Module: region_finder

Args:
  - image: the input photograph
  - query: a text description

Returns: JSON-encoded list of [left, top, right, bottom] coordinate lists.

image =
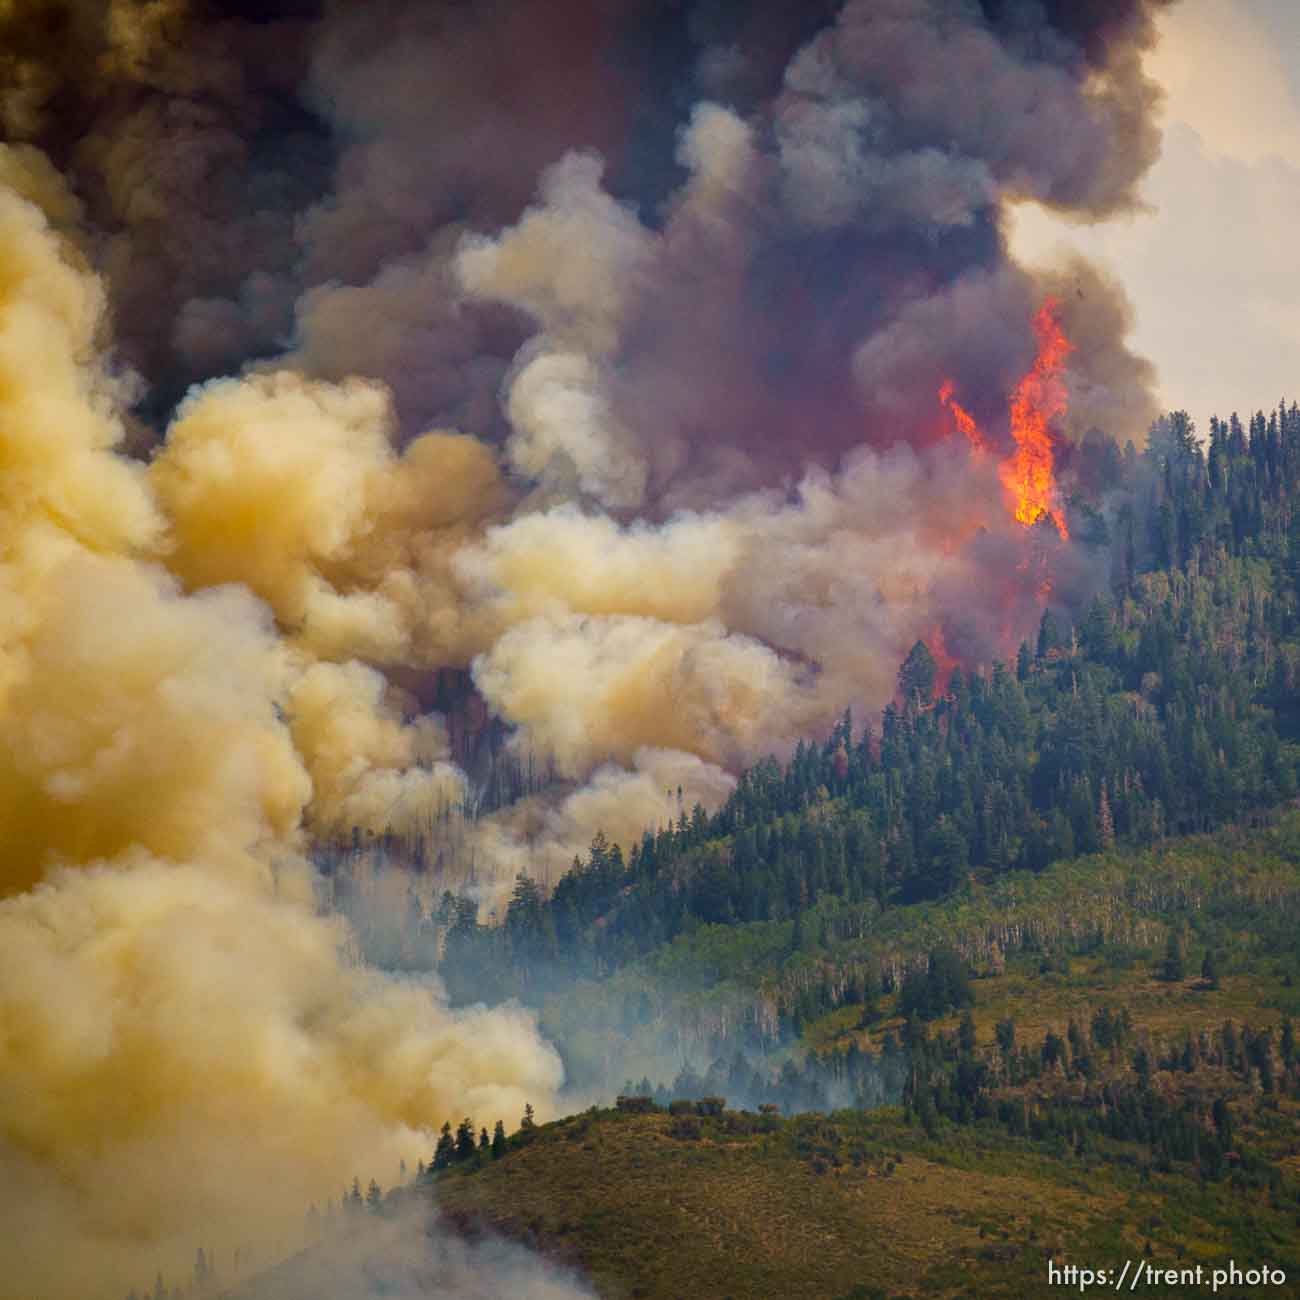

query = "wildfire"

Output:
[[1004, 299, 1071, 536], [939, 297, 1071, 539], [925, 623, 960, 697], [938, 379, 985, 451]]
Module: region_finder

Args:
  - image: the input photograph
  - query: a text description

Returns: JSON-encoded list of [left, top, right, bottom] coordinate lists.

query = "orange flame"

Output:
[[1002, 298, 1071, 538], [925, 623, 959, 697], [937, 297, 1072, 539], [938, 380, 985, 451]]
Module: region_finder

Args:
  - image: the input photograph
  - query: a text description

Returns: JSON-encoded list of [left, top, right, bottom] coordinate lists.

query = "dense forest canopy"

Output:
[[329, 404, 1300, 1016]]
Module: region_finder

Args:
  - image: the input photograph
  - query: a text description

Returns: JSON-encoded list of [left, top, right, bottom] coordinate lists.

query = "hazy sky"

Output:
[[1008, 0, 1300, 434]]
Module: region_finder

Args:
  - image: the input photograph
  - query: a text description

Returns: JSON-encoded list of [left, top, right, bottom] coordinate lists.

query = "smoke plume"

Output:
[[0, 151, 559, 1300], [226, 1204, 596, 1300], [0, 2, 1175, 1295]]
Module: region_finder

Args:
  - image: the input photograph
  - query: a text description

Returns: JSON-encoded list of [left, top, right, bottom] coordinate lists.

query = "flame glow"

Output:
[[938, 379, 986, 451], [925, 623, 960, 697], [938, 298, 1072, 538], [1003, 298, 1072, 537]]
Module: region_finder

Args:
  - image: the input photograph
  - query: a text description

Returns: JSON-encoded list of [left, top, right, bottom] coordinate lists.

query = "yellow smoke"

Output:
[[1, 859, 562, 1299], [287, 659, 466, 837], [151, 371, 507, 668], [466, 748, 737, 892], [473, 612, 814, 777], [0, 157, 561, 1300], [0, 126, 1034, 1299]]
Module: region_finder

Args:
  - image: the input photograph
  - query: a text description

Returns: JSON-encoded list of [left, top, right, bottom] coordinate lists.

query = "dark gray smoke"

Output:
[[3, 0, 1168, 454]]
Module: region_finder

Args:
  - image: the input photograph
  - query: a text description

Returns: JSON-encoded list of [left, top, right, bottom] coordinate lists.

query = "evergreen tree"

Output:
[[1160, 928, 1186, 983], [1134, 1045, 1152, 1084], [433, 1122, 455, 1171], [958, 1010, 977, 1056], [455, 1117, 477, 1162], [491, 1119, 508, 1158], [1037, 609, 1064, 659], [995, 1018, 1016, 1055], [1016, 640, 1033, 681], [899, 640, 938, 703]]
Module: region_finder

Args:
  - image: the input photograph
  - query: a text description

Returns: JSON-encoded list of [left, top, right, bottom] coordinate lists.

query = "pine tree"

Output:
[[1160, 927, 1186, 983], [1037, 609, 1064, 659], [455, 1117, 476, 1162], [433, 1122, 454, 1171], [366, 1179, 383, 1212], [958, 1010, 977, 1056], [995, 1018, 1016, 1055], [1201, 949, 1220, 989], [491, 1119, 507, 1158], [899, 640, 937, 703], [1134, 1045, 1152, 1084], [479, 1126, 491, 1152], [1016, 640, 1032, 681]]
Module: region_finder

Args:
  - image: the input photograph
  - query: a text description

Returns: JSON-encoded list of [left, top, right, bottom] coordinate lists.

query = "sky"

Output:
[[1008, 0, 1300, 434]]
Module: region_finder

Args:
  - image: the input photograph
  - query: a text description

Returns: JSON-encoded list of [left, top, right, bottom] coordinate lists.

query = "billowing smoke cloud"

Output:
[[0, 2, 1176, 1295], [227, 1205, 596, 1300], [0, 155, 560, 1300], [0, 0, 326, 392], [150, 371, 507, 666]]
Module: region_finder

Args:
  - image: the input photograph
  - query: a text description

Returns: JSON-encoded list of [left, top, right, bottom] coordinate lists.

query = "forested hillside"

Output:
[[184, 411, 1300, 1300], [420, 409, 1300, 1016]]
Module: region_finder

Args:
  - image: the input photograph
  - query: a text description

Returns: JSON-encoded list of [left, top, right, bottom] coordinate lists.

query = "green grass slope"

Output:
[[432, 1102, 1299, 1300], [432, 820, 1300, 1299]]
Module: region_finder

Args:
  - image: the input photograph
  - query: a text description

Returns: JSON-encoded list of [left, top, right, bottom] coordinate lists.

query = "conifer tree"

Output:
[[1037, 609, 1064, 658], [899, 640, 937, 703], [455, 1117, 477, 1162], [1160, 927, 1186, 983], [433, 1122, 454, 1170]]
